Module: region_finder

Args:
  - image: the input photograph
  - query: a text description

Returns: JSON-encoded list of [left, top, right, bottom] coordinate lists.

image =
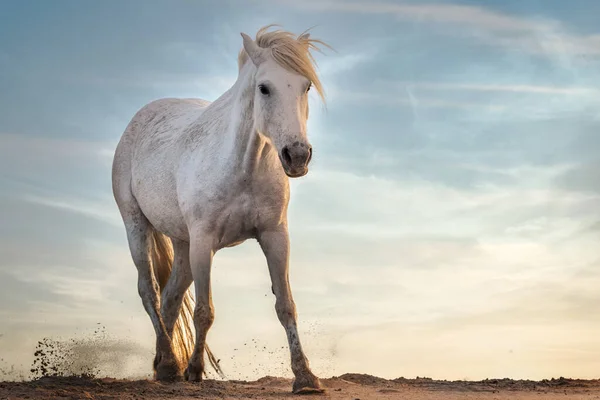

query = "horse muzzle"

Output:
[[279, 142, 312, 178]]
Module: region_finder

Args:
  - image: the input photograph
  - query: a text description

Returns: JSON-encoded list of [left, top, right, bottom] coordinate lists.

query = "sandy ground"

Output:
[[2, 374, 600, 399]]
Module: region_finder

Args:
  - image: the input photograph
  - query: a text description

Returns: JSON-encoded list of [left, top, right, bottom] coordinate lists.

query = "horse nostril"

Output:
[[282, 146, 292, 166], [307, 147, 313, 164]]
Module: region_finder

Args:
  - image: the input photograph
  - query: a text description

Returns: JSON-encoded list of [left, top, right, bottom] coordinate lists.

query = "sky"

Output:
[[1, 0, 600, 382]]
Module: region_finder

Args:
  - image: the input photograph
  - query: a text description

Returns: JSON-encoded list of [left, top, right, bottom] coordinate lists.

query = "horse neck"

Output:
[[215, 62, 265, 171], [229, 62, 257, 143]]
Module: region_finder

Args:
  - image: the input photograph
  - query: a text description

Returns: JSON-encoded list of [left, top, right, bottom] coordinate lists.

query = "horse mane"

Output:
[[238, 24, 330, 102]]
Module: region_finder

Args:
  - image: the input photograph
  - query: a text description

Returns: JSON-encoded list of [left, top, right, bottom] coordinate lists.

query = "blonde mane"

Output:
[[238, 25, 330, 102]]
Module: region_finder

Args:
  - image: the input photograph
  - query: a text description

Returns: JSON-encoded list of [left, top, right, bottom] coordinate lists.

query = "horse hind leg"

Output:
[[160, 238, 194, 367], [113, 128, 180, 380], [122, 209, 181, 381]]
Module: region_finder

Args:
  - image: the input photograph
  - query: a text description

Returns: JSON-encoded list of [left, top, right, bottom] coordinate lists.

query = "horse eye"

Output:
[[258, 85, 270, 96], [306, 84, 311, 93]]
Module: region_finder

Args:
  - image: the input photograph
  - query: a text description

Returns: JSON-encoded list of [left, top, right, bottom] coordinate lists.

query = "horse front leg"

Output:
[[258, 226, 323, 394], [160, 238, 194, 371], [161, 239, 192, 334], [184, 230, 215, 382]]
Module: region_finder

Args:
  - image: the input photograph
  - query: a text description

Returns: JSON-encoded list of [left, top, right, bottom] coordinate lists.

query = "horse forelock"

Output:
[[237, 24, 329, 103]]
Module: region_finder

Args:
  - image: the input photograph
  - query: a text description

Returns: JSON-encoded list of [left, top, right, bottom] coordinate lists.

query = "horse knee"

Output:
[[275, 299, 296, 326], [161, 291, 182, 313], [137, 272, 160, 299], [160, 293, 182, 330], [194, 303, 214, 330]]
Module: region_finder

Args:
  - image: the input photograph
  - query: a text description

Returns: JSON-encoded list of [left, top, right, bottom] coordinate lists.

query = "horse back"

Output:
[[131, 98, 211, 147]]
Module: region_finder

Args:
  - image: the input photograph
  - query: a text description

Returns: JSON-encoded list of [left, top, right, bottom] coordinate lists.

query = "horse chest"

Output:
[[182, 175, 286, 249], [212, 193, 260, 249]]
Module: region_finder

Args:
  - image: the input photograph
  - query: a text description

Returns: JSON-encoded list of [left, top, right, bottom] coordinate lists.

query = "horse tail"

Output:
[[150, 228, 225, 378]]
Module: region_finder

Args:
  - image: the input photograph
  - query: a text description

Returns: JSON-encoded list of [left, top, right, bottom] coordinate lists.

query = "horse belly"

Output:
[[140, 193, 188, 241], [132, 166, 189, 241]]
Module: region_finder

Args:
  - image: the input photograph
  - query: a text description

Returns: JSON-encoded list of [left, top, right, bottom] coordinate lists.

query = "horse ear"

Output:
[[298, 32, 310, 41], [241, 32, 266, 66]]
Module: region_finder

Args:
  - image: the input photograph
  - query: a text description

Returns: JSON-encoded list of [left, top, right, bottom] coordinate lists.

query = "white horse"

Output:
[[111, 25, 329, 393]]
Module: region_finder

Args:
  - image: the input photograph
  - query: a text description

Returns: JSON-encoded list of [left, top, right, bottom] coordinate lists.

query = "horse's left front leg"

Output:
[[185, 230, 215, 382], [258, 226, 323, 394], [160, 238, 194, 370]]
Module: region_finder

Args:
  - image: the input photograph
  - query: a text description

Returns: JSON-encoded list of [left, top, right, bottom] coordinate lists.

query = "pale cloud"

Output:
[[10, 271, 108, 303], [555, 161, 600, 194], [318, 51, 375, 77], [492, 29, 600, 57], [97, 147, 116, 161], [284, 0, 537, 32], [289, 0, 600, 57], [291, 166, 595, 238], [21, 194, 121, 227], [396, 82, 600, 96], [327, 80, 600, 125], [327, 86, 506, 110], [4, 239, 135, 309], [66, 71, 237, 100], [0, 133, 113, 162], [283, 166, 600, 327]]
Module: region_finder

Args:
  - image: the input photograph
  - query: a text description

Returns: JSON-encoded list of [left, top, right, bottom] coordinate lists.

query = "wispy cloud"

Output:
[[9, 269, 108, 303], [3, 237, 137, 313], [21, 194, 121, 227], [318, 51, 376, 77], [0, 133, 114, 160], [398, 82, 600, 95], [327, 86, 506, 110], [292, 166, 597, 241], [67, 71, 237, 100], [295, 0, 538, 32], [290, 0, 600, 57], [327, 80, 600, 122]]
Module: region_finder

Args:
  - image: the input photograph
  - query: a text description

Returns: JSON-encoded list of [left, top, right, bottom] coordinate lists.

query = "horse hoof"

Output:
[[292, 373, 325, 394], [155, 359, 182, 382], [184, 364, 203, 382]]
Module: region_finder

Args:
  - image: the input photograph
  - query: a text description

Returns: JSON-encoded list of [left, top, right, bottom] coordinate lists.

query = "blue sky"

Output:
[[1, 0, 600, 381]]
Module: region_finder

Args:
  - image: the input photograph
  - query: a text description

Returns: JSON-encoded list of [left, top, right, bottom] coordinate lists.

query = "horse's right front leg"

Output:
[[184, 230, 215, 382]]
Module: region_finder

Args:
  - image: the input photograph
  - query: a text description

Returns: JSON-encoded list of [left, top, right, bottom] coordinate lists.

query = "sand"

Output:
[[2, 374, 600, 399], [3, 332, 599, 399]]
